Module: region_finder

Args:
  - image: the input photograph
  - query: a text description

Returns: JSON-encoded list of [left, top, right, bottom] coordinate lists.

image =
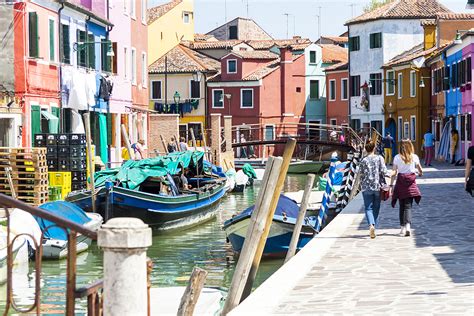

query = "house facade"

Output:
[[325, 62, 349, 126], [147, 0, 194, 64], [346, 0, 450, 134], [206, 17, 272, 41]]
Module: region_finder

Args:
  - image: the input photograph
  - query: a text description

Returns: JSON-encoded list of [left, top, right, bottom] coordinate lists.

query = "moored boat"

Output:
[[223, 195, 317, 258], [287, 160, 330, 174]]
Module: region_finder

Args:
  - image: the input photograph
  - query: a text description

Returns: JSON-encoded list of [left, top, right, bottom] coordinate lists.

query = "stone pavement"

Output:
[[232, 163, 474, 315]]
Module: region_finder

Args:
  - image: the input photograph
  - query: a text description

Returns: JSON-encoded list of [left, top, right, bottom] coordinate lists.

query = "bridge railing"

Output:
[[0, 194, 102, 315]]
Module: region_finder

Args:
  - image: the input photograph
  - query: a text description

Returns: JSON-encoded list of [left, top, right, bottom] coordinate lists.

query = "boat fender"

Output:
[[282, 212, 287, 222]]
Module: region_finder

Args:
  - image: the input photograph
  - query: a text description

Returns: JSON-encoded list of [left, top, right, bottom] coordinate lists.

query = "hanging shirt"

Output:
[[68, 71, 88, 110], [423, 132, 434, 147]]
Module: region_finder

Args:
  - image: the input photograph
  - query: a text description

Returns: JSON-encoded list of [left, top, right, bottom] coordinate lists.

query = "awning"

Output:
[[41, 110, 59, 134]]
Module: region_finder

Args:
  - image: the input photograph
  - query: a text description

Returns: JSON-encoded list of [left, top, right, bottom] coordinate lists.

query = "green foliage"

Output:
[[363, 0, 395, 13]]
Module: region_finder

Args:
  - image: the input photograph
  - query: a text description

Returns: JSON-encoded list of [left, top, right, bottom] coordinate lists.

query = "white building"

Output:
[[345, 0, 451, 134]]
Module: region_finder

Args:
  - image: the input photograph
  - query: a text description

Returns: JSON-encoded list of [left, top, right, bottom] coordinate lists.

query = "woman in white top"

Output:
[[390, 139, 423, 237]]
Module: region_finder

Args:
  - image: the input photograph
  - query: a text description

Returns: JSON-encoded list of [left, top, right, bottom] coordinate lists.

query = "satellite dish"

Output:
[[412, 56, 425, 68]]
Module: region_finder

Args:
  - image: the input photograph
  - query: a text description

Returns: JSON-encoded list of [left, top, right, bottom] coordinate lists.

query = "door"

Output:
[[385, 118, 397, 155]]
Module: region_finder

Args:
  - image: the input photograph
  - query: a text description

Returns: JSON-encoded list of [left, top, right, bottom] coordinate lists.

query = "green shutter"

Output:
[[31, 105, 41, 143], [88, 34, 95, 69], [51, 106, 60, 123], [28, 12, 38, 57], [310, 81, 319, 99], [77, 30, 86, 67], [49, 19, 55, 61], [61, 24, 71, 64]]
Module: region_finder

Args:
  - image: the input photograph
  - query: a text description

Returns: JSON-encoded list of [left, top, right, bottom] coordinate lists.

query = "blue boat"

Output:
[[223, 195, 317, 258], [66, 151, 227, 231]]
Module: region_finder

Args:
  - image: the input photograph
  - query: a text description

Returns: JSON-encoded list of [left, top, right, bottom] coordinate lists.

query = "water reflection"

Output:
[[0, 175, 309, 312]]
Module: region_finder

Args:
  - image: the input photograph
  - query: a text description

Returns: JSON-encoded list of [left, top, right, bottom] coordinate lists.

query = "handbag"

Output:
[[379, 157, 390, 201]]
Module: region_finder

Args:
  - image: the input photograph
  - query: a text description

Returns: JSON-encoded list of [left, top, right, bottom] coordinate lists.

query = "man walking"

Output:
[[382, 132, 394, 165], [423, 130, 435, 166]]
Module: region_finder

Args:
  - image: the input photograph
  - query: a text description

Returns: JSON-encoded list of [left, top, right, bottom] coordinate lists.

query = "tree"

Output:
[[363, 0, 395, 13]]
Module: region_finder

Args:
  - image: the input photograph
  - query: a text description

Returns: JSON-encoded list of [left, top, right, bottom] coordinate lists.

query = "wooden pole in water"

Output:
[[241, 138, 296, 300], [222, 156, 283, 315], [175, 135, 181, 152], [5, 167, 17, 199], [177, 267, 208, 316], [160, 135, 169, 155], [201, 130, 210, 161], [189, 128, 197, 151], [284, 173, 316, 263], [84, 112, 96, 212], [121, 124, 135, 160]]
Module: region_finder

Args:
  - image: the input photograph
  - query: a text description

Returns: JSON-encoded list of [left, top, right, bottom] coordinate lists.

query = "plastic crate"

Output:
[[48, 172, 71, 199], [69, 134, 86, 145], [48, 185, 62, 201], [57, 134, 69, 146], [46, 134, 58, 146]]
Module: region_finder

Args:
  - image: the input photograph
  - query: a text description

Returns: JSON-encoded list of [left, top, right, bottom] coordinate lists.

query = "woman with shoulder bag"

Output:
[[359, 142, 388, 239], [390, 139, 423, 237], [465, 146, 474, 197]]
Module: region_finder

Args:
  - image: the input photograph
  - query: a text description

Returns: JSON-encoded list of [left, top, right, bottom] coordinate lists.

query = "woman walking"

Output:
[[390, 139, 423, 237], [450, 129, 459, 164], [359, 142, 388, 239], [465, 145, 474, 197]]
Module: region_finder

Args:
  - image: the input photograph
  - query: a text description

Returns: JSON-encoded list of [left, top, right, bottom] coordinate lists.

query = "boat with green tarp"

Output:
[[66, 151, 227, 231]]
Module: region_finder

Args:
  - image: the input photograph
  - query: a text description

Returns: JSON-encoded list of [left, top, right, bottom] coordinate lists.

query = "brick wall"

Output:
[[148, 114, 179, 155]]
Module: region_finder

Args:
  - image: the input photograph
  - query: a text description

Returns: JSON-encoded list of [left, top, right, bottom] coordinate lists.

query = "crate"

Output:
[[46, 134, 57, 146], [70, 158, 86, 171], [69, 134, 86, 145], [71, 182, 86, 191], [48, 172, 71, 199], [58, 145, 70, 157], [48, 185, 62, 201], [46, 146, 58, 157], [71, 171, 87, 182], [34, 134, 47, 147], [58, 159, 70, 171], [47, 158, 58, 171], [57, 134, 69, 146]]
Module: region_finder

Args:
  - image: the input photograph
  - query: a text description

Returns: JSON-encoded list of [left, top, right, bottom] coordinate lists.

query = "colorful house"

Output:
[[207, 47, 306, 156], [206, 17, 272, 41], [147, 0, 194, 65], [325, 62, 349, 126], [346, 0, 451, 134], [148, 44, 220, 142]]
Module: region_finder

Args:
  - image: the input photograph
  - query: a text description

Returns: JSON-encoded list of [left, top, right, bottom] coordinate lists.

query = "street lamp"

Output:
[[454, 30, 471, 45], [173, 91, 181, 104]]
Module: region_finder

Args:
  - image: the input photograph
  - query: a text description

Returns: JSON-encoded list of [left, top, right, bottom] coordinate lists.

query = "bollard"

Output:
[[98, 218, 152, 316]]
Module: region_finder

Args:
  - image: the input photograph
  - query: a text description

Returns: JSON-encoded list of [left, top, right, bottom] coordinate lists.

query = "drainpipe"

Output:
[[204, 72, 208, 130], [105, 0, 114, 167], [58, 0, 65, 132]]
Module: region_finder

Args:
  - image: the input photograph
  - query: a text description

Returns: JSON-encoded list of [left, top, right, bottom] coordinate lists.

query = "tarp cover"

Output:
[[94, 151, 205, 190], [37, 201, 91, 241], [242, 163, 257, 179]]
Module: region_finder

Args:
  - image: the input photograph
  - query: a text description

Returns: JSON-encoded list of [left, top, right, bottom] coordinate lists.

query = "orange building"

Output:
[[325, 62, 349, 126]]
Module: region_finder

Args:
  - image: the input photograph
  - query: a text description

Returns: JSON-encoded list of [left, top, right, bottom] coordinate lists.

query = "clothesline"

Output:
[[154, 99, 199, 116]]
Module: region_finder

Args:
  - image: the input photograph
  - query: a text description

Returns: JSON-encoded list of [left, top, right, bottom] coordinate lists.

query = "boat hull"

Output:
[[68, 184, 227, 231], [287, 161, 329, 174], [224, 217, 315, 258]]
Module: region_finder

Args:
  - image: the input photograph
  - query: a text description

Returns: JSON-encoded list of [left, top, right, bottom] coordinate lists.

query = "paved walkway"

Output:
[[232, 163, 474, 315]]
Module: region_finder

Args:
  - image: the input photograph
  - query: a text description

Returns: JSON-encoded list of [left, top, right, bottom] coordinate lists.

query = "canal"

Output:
[[1, 174, 310, 314]]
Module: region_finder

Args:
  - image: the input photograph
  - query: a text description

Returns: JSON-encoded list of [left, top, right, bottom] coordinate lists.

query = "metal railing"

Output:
[[1, 194, 102, 316]]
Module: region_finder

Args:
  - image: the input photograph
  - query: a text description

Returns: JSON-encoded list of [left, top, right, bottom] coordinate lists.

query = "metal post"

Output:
[[83, 112, 96, 212]]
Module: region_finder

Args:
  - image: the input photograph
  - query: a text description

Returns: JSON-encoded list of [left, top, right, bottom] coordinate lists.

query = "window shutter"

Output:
[[61, 24, 70, 64], [51, 106, 60, 122], [112, 42, 118, 73], [31, 105, 41, 143], [49, 19, 55, 61], [28, 12, 38, 57], [87, 33, 95, 69]]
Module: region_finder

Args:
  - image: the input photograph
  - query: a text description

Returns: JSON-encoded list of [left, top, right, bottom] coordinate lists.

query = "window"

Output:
[[310, 80, 319, 99], [190, 80, 200, 99], [141, 0, 147, 24], [330, 119, 337, 126], [443, 65, 450, 90], [351, 119, 361, 131], [227, 60, 237, 73], [212, 89, 223, 108], [309, 51, 317, 64], [124, 47, 128, 79], [28, 12, 39, 58], [60, 24, 70, 64], [461, 114, 466, 141], [348, 36, 360, 52], [329, 80, 336, 101], [350, 75, 360, 97], [369, 73, 382, 95], [398, 73, 403, 99], [467, 113, 472, 141], [386, 70, 395, 95], [87, 33, 95, 69], [410, 116, 416, 141], [131, 48, 137, 84], [404, 121, 409, 139], [77, 30, 87, 67], [142, 52, 147, 87], [398, 117, 403, 141], [264, 125, 275, 141], [130, 0, 136, 18], [371, 120, 383, 135], [341, 78, 348, 100], [296, 87, 302, 93], [410, 70, 416, 97], [49, 18, 55, 61], [229, 25, 238, 40], [461, 59, 466, 85], [467, 57, 472, 83], [241, 89, 253, 108], [151, 81, 162, 99], [369, 32, 382, 49], [101, 38, 112, 72], [183, 12, 190, 24]]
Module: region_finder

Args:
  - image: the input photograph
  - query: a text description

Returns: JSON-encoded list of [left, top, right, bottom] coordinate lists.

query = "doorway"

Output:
[[0, 118, 13, 147], [385, 118, 397, 155]]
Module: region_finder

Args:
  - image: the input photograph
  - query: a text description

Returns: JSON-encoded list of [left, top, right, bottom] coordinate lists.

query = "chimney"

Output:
[[421, 19, 436, 50], [279, 46, 294, 116]]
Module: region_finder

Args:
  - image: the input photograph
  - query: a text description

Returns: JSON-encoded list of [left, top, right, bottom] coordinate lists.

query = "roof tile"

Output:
[[148, 0, 182, 25], [320, 44, 348, 63], [247, 38, 311, 50]]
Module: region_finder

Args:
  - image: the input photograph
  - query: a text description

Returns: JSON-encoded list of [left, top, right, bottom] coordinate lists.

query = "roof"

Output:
[[318, 36, 349, 44], [226, 50, 279, 60], [383, 42, 449, 68], [208, 59, 281, 82], [148, 0, 182, 25], [194, 33, 217, 42], [181, 40, 245, 50], [345, 0, 451, 26], [320, 44, 348, 63], [149, 44, 220, 74], [420, 19, 436, 26], [324, 62, 348, 72], [436, 13, 474, 20], [247, 38, 311, 50], [205, 17, 273, 40]]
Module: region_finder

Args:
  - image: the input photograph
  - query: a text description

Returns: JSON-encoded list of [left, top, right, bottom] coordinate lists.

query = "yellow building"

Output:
[[148, 44, 220, 142], [147, 0, 195, 65]]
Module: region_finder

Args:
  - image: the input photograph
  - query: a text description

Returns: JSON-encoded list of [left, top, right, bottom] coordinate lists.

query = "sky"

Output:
[[148, 0, 471, 41]]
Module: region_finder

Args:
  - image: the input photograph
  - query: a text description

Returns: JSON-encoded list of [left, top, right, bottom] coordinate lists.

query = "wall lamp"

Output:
[[454, 30, 471, 45]]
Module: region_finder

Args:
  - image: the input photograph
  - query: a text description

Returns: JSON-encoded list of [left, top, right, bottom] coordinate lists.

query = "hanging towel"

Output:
[[71, 109, 85, 134], [99, 113, 108, 164], [86, 72, 97, 106], [68, 71, 88, 110]]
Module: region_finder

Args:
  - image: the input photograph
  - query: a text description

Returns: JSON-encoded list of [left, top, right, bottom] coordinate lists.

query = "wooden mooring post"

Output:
[[84, 112, 96, 212], [160, 135, 169, 155], [121, 124, 135, 160], [222, 156, 284, 315], [284, 173, 316, 263], [177, 267, 208, 316], [189, 128, 197, 151]]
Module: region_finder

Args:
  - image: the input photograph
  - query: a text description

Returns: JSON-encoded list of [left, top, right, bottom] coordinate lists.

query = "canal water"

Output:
[[1, 174, 311, 314]]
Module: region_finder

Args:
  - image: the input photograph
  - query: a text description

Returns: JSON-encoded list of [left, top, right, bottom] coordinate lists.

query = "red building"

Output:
[[14, 1, 60, 147], [325, 62, 349, 126], [207, 47, 306, 155]]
